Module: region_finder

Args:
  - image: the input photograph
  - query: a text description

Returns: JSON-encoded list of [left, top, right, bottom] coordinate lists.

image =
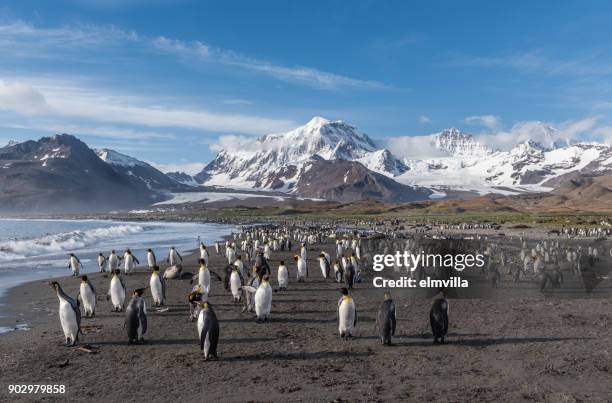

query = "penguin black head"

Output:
[[198, 258, 206, 265], [279, 260, 285, 265], [236, 255, 241, 260], [127, 250, 132, 255], [49, 281, 60, 290], [171, 246, 175, 249], [99, 253, 103, 256], [69, 253, 74, 256], [80, 275, 88, 282], [133, 288, 146, 297], [293, 255, 299, 261], [111, 249, 116, 253], [147, 248, 152, 252], [153, 265, 160, 272], [262, 275, 270, 282], [340, 287, 349, 296], [319, 253, 325, 258]]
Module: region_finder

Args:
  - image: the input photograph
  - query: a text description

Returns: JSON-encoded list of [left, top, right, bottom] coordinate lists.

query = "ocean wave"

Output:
[[0, 224, 146, 263]]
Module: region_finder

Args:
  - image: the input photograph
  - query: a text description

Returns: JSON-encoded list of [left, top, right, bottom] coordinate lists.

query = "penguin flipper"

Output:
[[199, 326, 206, 351], [138, 301, 147, 335], [390, 303, 396, 336], [354, 308, 358, 327], [242, 286, 257, 294]]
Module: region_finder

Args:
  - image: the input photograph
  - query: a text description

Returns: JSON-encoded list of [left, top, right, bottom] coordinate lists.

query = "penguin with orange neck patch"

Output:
[[197, 301, 220, 360], [337, 287, 357, 339]]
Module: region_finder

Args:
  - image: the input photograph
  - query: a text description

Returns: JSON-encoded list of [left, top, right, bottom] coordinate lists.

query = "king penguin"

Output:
[[345, 262, 355, 290], [167, 246, 183, 266], [79, 275, 96, 317], [337, 287, 357, 339], [123, 249, 139, 275], [146, 248, 157, 271], [229, 266, 244, 302], [68, 253, 82, 276], [197, 301, 220, 360], [97, 253, 107, 273], [49, 281, 81, 346], [195, 258, 221, 294], [243, 275, 272, 322], [108, 269, 127, 312], [125, 288, 147, 344], [319, 253, 331, 279], [108, 249, 119, 273], [430, 290, 449, 344], [150, 266, 166, 307], [294, 255, 307, 282], [376, 292, 396, 345], [277, 260, 288, 291]]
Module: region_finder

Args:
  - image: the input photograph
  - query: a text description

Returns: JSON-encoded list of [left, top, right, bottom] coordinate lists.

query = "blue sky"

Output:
[[1, 0, 612, 173]]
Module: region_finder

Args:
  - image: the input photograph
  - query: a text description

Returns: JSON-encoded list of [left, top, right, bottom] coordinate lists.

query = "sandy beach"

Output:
[[1, 235, 612, 402]]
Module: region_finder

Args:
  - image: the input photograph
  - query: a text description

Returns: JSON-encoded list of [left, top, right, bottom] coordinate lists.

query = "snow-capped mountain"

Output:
[[195, 117, 380, 191], [96, 148, 187, 192], [396, 136, 612, 194], [196, 117, 612, 197], [434, 128, 491, 156], [0, 134, 157, 213]]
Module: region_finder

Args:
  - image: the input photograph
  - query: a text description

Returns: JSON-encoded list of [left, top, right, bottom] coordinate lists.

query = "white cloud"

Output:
[[0, 20, 138, 54], [418, 115, 431, 124], [474, 117, 599, 150], [150, 161, 207, 175], [0, 81, 49, 115], [209, 134, 260, 153], [0, 78, 296, 135], [464, 114, 501, 129], [384, 135, 447, 159], [0, 20, 389, 90], [152, 36, 390, 90]]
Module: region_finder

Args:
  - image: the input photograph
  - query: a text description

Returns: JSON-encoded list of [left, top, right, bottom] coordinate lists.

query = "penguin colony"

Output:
[[50, 222, 607, 356]]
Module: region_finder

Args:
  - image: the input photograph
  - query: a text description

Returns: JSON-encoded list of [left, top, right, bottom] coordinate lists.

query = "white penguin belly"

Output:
[[197, 310, 204, 336], [150, 276, 163, 303], [338, 300, 355, 335], [124, 258, 133, 273], [297, 261, 306, 278], [199, 270, 211, 293], [254, 286, 272, 317], [319, 260, 327, 277], [59, 300, 78, 339], [230, 272, 240, 298], [278, 267, 288, 287], [147, 255, 155, 268], [80, 285, 95, 314], [110, 278, 125, 308]]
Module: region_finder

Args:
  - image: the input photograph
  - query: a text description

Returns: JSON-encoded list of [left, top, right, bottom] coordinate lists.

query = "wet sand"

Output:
[[1, 238, 612, 402]]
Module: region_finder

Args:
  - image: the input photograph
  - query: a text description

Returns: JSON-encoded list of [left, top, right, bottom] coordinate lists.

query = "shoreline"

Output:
[[0, 220, 236, 332]]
